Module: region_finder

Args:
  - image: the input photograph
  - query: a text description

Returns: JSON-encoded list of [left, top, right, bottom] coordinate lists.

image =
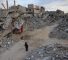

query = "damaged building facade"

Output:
[[27, 4, 45, 17]]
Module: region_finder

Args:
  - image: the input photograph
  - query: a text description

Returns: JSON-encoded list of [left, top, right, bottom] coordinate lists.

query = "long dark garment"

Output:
[[24, 42, 28, 51]]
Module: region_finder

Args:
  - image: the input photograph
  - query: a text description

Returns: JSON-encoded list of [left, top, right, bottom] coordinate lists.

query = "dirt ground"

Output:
[[0, 24, 68, 60]]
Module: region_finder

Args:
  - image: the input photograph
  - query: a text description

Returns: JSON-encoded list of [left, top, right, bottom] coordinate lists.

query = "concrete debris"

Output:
[[1, 37, 14, 49], [0, 4, 67, 56], [25, 44, 68, 60], [0, 3, 65, 32], [0, 33, 15, 53], [23, 17, 46, 31], [49, 17, 68, 39], [23, 10, 64, 31], [3, 15, 12, 29]]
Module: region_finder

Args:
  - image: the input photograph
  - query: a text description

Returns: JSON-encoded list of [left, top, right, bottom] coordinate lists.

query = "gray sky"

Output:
[[0, 0, 68, 13]]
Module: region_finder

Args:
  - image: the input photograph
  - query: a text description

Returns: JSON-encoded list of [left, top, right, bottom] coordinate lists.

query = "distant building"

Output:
[[0, 4, 45, 18], [28, 4, 45, 17], [28, 4, 41, 14]]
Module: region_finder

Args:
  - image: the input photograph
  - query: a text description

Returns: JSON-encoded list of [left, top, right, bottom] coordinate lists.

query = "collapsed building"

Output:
[[27, 4, 45, 17], [9, 5, 27, 14], [0, 1, 68, 60], [0, 1, 68, 56], [0, 4, 45, 33], [0, 4, 46, 51]]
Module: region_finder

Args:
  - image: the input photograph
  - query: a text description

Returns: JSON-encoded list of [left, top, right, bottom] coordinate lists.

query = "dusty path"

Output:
[[0, 40, 29, 60], [0, 24, 68, 60]]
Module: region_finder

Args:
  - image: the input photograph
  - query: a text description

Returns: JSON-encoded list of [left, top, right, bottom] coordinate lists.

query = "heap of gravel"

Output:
[[25, 44, 68, 60]]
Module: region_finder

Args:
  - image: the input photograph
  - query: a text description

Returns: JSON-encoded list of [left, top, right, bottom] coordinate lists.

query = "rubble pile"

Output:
[[1, 37, 14, 49], [25, 44, 68, 60], [42, 10, 64, 26], [24, 10, 64, 31], [49, 17, 68, 39], [0, 9, 65, 32], [0, 33, 16, 53], [24, 17, 46, 31]]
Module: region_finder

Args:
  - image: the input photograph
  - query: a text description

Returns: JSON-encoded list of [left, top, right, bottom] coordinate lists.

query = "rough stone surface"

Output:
[[25, 44, 68, 60], [23, 10, 64, 31], [49, 17, 68, 39]]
